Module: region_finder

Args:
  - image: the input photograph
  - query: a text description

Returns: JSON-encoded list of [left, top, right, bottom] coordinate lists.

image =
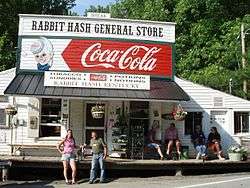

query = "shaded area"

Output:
[[4, 73, 189, 101]]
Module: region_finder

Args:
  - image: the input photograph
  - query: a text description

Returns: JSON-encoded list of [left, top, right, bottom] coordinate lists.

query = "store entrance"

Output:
[[84, 103, 105, 144]]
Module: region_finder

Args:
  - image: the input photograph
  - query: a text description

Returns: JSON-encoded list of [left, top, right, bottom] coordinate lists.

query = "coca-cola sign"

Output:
[[18, 15, 175, 79], [62, 39, 172, 78]]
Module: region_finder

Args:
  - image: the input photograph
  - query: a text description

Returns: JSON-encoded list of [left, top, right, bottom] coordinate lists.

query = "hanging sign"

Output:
[[18, 14, 175, 79], [44, 71, 150, 90]]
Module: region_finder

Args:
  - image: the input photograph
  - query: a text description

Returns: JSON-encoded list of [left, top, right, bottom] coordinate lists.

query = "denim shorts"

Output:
[[61, 153, 76, 161], [147, 143, 160, 148]]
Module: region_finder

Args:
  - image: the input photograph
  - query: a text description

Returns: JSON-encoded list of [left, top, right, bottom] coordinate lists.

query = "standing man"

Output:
[[89, 131, 107, 184]]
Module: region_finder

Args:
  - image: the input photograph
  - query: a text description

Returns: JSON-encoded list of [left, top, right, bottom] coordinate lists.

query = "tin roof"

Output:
[[4, 73, 189, 101]]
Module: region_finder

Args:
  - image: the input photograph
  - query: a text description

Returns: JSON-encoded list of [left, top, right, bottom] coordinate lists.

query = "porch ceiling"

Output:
[[4, 73, 189, 101]]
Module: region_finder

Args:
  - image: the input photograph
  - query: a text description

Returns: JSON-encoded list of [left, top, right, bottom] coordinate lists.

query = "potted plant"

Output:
[[227, 145, 248, 161], [172, 104, 187, 121], [91, 104, 104, 119]]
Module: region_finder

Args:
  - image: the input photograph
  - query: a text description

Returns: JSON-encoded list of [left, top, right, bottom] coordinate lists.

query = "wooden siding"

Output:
[[0, 68, 15, 95], [70, 99, 84, 145], [176, 77, 250, 109]]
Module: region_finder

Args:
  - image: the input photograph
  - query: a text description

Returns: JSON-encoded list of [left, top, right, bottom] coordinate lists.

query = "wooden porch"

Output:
[[1, 155, 250, 173]]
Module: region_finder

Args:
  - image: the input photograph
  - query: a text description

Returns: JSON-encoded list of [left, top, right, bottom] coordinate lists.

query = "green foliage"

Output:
[[0, 34, 15, 70], [111, 0, 167, 21], [84, 5, 111, 15], [0, 0, 76, 72], [109, 0, 250, 99], [1, 0, 250, 99]]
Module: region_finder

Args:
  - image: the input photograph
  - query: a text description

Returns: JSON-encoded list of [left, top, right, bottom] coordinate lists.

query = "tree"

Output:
[[109, 0, 250, 98], [84, 5, 111, 16], [0, 0, 76, 71]]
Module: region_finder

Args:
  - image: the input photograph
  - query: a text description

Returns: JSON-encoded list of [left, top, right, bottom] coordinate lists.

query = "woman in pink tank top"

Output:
[[57, 129, 77, 184]]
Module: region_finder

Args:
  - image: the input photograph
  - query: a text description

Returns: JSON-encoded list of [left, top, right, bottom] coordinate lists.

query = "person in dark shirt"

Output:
[[191, 125, 206, 160], [207, 127, 225, 160], [89, 131, 107, 183], [146, 121, 164, 160]]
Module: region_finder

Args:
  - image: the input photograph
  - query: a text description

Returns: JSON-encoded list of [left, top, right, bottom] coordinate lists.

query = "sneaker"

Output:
[[196, 154, 201, 160], [219, 157, 225, 160], [89, 180, 94, 184]]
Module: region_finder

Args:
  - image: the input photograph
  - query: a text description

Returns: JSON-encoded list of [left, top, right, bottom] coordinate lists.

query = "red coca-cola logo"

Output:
[[90, 74, 107, 81], [62, 39, 172, 78]]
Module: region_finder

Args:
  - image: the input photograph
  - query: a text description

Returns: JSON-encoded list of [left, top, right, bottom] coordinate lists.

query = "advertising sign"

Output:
[[44, 71, 150, 90], [18, 14, 175, 79]]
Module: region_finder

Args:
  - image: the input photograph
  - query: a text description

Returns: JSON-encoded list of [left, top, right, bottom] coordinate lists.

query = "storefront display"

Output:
[[3, 14, 190, 158]]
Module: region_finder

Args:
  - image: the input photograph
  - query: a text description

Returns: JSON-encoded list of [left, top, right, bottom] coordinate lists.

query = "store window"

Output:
[[0, 109, 6, 126], [184, 112, 203, 135], [234, 112, 249, 134], [0, 96, 8, 102], [40, 98, 62, 137]]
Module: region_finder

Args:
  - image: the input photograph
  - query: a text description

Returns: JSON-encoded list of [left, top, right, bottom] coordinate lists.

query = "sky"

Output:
[[72, 0, 116, 15]]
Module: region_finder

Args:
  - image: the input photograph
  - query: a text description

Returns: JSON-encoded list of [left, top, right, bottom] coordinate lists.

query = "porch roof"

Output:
[[4, 73, 189, 101]]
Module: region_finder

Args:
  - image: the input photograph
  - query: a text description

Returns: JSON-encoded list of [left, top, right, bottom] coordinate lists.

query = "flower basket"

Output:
[[172, 104, 187, 121], [227, 145, 248, 161], [5, 105, 17, 115], [228, 153, 242, 161], [91, 104, 104, 119]]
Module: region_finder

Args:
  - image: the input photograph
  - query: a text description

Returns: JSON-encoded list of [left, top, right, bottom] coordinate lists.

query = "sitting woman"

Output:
[[191, 125, 206, 160], [146, 121, 164, 160], [165, 123, 181, 158], [207, 127, 225, 160]]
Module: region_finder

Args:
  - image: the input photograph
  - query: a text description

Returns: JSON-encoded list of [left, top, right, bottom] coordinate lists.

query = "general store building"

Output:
[[0, 14, 249, 159]]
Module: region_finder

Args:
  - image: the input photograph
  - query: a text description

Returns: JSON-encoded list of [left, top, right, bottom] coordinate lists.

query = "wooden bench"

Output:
[[9, 144, 58, 156], [0, 161, 12, 181]]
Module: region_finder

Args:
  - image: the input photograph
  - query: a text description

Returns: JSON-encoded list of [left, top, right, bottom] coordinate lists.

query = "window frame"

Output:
[[234, 111, 250, 135], [0, 108, 7, 128], [39, 98, 62, 138], [184, 111, 203, 135]]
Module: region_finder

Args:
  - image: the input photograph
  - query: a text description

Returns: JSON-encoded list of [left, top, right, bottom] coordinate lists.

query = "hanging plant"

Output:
[[172, 104, 187, 121], [5, 105, 17, 115], [91, 104, 105, 119]]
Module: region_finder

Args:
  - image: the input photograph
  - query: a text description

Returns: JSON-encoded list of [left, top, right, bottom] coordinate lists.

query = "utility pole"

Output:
[[241, 23, 248, 98], [229, 78, 232, 94]]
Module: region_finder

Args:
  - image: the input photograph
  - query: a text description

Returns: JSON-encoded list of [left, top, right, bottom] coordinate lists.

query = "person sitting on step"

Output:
[[191, 125, 207, 160], [145, 120, 164, 160], [207, 127, 225, 160], [165, 123, 181, 159]]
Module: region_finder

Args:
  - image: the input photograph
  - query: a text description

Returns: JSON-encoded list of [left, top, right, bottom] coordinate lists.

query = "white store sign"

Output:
[[19, 14, 175, 43], [87, 12, 111, 18], [44, 71, 150, 90]]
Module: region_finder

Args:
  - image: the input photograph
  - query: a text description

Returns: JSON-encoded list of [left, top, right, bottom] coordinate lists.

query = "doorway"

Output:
[[84, 103, 106, 144]]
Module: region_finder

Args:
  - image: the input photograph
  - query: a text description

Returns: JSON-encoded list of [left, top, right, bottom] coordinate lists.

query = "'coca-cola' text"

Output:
[[62, 39, 172, 77]]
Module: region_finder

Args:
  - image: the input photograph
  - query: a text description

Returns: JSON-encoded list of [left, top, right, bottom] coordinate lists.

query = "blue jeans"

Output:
[[147, 143, 160, 148], [90, 153, 105, 182], [195, 145, 206, 156]]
